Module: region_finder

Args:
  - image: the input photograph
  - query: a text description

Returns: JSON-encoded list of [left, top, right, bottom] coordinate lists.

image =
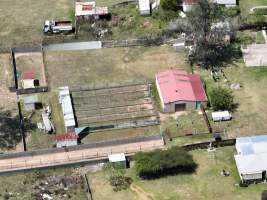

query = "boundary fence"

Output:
[[182, 139, 236, 151], [84, 174, 94, 200], [0, 135, 163, 160]]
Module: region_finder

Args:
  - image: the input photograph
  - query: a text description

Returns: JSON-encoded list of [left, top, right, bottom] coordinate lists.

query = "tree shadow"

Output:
[[0, 109, 22, 150]]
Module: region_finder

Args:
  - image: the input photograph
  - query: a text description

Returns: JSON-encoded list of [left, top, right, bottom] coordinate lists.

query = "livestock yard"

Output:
[[72, 83, 158, 130]]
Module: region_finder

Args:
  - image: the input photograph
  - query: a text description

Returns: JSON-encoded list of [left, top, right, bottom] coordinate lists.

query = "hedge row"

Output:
[[134, 147, 197, 179]]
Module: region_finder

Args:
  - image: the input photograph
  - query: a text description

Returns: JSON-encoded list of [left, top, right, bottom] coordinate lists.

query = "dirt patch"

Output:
[[130, 183, 154, 200]]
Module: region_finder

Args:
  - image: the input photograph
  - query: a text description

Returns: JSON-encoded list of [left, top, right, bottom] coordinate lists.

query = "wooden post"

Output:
[[201, 104, 212, 134]]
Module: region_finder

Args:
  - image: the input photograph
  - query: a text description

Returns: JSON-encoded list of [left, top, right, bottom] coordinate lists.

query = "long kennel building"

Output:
[[155, 69, 208, 113]]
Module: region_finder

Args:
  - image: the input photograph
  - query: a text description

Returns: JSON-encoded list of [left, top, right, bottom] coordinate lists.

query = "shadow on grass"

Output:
[[139, 164, 198, 180], [0, 109, 21, 150]]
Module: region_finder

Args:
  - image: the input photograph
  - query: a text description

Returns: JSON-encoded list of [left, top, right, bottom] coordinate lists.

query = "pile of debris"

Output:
[[32, 175, 84, 200]]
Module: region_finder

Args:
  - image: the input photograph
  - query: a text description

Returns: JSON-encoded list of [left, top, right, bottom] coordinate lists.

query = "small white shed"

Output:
[[108, 153, 126, 168], [139, 0, 151, 15], [212, 111, 232, 122]]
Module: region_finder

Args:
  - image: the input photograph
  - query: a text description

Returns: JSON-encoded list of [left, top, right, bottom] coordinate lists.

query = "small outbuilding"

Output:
[[234, 135, 267, 184], [139, 0, 151, 15], [56, 133, 78, 148], [212, 111, 232, 122], [108, 153, 127, 168], [155, 69, 208, 113], [23, 95, 39, 111], [59, 86, 76, 132]]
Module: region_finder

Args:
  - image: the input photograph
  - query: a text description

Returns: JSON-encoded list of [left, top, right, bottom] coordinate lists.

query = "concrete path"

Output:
[[43, 41, 102, 52], [250, 6, 267, 13]]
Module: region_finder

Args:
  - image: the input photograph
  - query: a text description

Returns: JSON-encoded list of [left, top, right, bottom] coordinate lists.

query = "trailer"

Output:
[[43, 20, 73, 34], [212, 111, 232, 122]]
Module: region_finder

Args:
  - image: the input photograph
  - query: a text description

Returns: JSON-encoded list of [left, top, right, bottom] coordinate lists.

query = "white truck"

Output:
[[43, 20, 73, 34]]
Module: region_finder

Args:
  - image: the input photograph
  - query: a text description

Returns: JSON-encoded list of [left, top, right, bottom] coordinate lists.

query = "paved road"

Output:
[[0, 138, 164, 173], [43, 41, 102, 52]]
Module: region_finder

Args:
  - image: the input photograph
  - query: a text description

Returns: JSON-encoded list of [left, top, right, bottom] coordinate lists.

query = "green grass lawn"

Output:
[[239, 0, 267, 17], [88, 146, 266, 200], [256, 31, 266, 44], [108, 5, 168, 40], [197, 59, 267, 138]]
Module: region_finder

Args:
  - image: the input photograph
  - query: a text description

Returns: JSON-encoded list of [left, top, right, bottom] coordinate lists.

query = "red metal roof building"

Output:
[[56, 133, 78, 148], [21, 72, 34, 80], [155, 69, 208, 112]]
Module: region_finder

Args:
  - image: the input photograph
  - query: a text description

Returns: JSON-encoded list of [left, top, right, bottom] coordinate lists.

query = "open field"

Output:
[[0, 168, 86, 199], [88, 146, 266, 200], [45, 46, 187, 88], [0, 0, 127, 49], [0, 0, 73, 49]]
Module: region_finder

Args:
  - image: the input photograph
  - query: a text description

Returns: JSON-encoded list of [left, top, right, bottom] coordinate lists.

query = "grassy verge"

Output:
[[256, 31, 265, 44]]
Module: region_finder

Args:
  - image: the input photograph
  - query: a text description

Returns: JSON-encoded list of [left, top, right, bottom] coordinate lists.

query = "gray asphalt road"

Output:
[[43, 41, 102, 52]]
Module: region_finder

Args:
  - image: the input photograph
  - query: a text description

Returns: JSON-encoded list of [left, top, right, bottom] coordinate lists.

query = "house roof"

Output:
[[156, 69, 207, 104], [75, 1, 108, 16], [235, 135, 267, 176]]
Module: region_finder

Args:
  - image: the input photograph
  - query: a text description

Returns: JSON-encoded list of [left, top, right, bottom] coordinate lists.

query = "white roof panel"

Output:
[[139, 0, 150, 11], [108, 153, 126, 162]]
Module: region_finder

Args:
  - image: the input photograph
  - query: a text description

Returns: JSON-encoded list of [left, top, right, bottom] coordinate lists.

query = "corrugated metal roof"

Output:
[[108, 153, 126, 162], [59, 87, 76, 129], [156, 69, 208, 104], [23, 95, 38, 104], [139, 0, 150, 11], [56, 133, 78, 142], [21, 72, 34, 80]]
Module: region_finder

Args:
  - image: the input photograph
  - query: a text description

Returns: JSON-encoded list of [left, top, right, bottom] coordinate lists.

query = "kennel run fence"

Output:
[[71, 81, 160, 132]]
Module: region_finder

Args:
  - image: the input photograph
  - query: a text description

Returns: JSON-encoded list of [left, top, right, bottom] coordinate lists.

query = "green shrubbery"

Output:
[[208, 86, 237, 111], [134, 147, 197, 179]]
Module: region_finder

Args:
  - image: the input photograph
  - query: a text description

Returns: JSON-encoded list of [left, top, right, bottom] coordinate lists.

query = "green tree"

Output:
[[209, 86, 235, 111], [160, 0, 182, 12], [134, 147, 197, 179]]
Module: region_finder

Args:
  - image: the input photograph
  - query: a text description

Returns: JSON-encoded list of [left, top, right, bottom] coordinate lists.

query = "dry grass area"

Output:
[[45, 46, 187, 88], [0, 0, 73, 49], [82, 125, 159, 143], [88, 146, 266, 200], [15, 52, 46, 87], [0, 54, 17, 112], [0, 0, 129, 49]]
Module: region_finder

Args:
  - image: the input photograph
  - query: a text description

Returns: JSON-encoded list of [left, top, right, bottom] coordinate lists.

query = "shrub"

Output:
[[134, 147, 197, 179], [160, 0, 182, 12], [209, 86, 236, 111], [104, 163, 132, 192], [262, 190, 267, 200]]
